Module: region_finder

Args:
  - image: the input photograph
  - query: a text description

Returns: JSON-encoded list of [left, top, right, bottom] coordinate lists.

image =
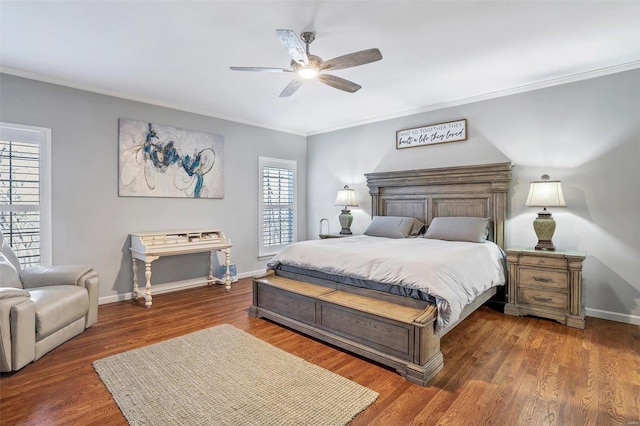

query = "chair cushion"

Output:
[[0, 252, 22, 289], [27, 285, 89, 340]]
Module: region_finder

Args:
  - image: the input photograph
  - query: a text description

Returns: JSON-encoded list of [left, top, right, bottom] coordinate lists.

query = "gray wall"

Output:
[[0, 73, 307, 301], [2, 69, 639, 323], [308, 69, 640, 323]]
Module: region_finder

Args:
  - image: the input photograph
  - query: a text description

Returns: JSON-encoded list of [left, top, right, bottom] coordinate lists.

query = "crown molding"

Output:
[[0, 66, 307, 136], [3, 60, 639, 138], [306, 60, 640, 136]]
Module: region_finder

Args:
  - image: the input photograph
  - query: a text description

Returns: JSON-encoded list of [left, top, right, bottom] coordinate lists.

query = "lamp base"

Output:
[[533, 209, 556, 251], [535, 240, 556, 251], [338, 209, 353, 235]]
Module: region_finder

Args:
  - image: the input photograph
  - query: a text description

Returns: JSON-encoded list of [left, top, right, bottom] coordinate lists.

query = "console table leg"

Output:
[[132, 257, 139, 296], [144, 261, 153, 308], [224, 249, 231, 291], [207, 251, 214, 286]]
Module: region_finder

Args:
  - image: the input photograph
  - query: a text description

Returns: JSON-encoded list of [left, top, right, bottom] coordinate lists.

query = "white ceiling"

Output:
[[1, 1, 639, 136]]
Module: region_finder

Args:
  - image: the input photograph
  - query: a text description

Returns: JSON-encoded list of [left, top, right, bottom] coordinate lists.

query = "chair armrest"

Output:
[[0, 288, 30, 299], [10, 299, 36, 371], [83, 271, 100, 327], [20, 265, 93, 289], [0, 289, 33, 372]]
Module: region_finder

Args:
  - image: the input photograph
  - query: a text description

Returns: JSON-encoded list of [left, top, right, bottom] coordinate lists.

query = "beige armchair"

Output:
[[0, 231, 99, 372]]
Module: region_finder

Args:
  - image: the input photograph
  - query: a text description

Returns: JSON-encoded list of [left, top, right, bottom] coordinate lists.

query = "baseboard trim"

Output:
[[586, 308, 640, 326], [98, 269, 266, 305], [100, 275, 640, 326]]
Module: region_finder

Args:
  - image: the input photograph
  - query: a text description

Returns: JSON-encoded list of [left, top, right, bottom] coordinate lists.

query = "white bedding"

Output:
[[267, 235, 506, 333]]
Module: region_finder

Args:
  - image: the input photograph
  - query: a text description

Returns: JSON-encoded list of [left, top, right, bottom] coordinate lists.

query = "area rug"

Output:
[[93, 324, 378, 425]]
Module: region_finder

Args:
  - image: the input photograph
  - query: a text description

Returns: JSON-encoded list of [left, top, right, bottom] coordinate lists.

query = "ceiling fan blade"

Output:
[[279, 78, 304, 98], [320, 48, 382, 72], [275, 29, 308, 66], [229, 66, 293, 73], [318, 74, 361, 93]]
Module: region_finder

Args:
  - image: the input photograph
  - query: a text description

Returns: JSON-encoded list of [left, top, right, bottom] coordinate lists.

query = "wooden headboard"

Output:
[[365, 162, 512, 248]]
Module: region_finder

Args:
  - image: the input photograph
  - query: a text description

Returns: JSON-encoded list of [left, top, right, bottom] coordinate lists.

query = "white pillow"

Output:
[[364, 216, 425, 239], [424, 217, 490, 243], [0, 252, 23, 289]]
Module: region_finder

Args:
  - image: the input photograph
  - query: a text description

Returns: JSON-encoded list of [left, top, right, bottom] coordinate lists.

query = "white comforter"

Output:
[[267, 235, 506, 333]]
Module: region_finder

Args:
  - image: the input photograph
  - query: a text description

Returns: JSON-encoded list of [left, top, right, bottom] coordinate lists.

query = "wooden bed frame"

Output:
[[250, 162, 512, 386]]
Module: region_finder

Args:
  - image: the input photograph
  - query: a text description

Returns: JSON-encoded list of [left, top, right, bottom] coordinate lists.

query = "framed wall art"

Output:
[[118, 119, 224, 198], [396, 119, 466, 149]]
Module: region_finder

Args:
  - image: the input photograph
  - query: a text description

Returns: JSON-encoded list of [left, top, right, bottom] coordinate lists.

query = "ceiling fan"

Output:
[[230, 29, 383, 97]]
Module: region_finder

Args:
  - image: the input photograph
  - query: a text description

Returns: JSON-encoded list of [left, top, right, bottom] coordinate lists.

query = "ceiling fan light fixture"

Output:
[[230, 28, 383, 97], [297, 67, 318, 79]]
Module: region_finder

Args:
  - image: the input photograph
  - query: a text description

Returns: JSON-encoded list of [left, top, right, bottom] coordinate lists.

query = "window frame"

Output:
[[258, 156, 297, 259], [0, 122, 52, 266]]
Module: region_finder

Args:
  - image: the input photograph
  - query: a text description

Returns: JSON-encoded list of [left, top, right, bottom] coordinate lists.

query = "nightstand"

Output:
[[319, 233, 355, 239], [504, 247, 586, 329]]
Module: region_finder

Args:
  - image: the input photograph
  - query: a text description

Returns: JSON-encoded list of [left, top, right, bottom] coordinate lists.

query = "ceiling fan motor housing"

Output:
[[300, 31, 316, 44]]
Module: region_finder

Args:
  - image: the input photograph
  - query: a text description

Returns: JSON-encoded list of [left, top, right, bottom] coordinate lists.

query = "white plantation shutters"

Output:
[[259, 157, 296, 258], [0, 124, 51, 267]]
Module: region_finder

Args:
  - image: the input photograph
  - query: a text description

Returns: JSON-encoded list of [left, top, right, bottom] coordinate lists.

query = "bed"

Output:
[[250, 162, 512, 386]]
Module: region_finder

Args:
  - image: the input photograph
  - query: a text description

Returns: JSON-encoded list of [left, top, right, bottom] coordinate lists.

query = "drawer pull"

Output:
[[533, 296, 553, 303], [533, 276, 554, 283]]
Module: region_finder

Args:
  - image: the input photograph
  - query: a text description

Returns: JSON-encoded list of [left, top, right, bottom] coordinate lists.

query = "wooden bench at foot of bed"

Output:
[[249, 271, 444, 386]]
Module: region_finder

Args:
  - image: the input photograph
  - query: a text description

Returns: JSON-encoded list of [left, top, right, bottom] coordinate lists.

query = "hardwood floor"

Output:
[[1, 278, 638, 425]]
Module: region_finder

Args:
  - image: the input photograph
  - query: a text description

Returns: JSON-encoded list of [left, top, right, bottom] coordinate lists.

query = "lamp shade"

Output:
[[525, 180, 566, 208], [334, 185, 358, 208]]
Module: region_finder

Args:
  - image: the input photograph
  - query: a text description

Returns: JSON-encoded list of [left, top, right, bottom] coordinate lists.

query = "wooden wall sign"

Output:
[[396, 119, 467, 149]]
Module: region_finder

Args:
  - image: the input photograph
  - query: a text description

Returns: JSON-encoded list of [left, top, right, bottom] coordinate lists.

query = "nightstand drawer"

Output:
[[518, 287, 567, 310], [519, 268, 568, 290], [519, 255, 567, 269]]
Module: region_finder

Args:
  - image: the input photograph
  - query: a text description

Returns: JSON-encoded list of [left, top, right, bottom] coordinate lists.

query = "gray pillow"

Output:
[[424, 217, 490, 243], [0, 252, 23, 289], [364, 216, 425, 239]]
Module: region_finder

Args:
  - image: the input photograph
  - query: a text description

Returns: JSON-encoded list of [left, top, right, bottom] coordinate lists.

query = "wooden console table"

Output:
[[130, 229, 232, 308]]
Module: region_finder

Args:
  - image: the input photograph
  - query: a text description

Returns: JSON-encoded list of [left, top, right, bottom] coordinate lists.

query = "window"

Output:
[[258, 156, 296, 258], [0, 123, 51, 267]]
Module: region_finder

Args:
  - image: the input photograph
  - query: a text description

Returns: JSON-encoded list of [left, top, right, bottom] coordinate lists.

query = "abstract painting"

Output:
[[118, 119, 224, 198]]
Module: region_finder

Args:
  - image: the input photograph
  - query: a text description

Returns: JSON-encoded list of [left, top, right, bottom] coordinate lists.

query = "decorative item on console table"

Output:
[[504, 247, 586, 328]]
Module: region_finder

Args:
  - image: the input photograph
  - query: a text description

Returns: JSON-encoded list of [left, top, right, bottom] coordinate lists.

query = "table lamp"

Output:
[[335, 185, 358, 234], [525, 174, 566, 251]]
